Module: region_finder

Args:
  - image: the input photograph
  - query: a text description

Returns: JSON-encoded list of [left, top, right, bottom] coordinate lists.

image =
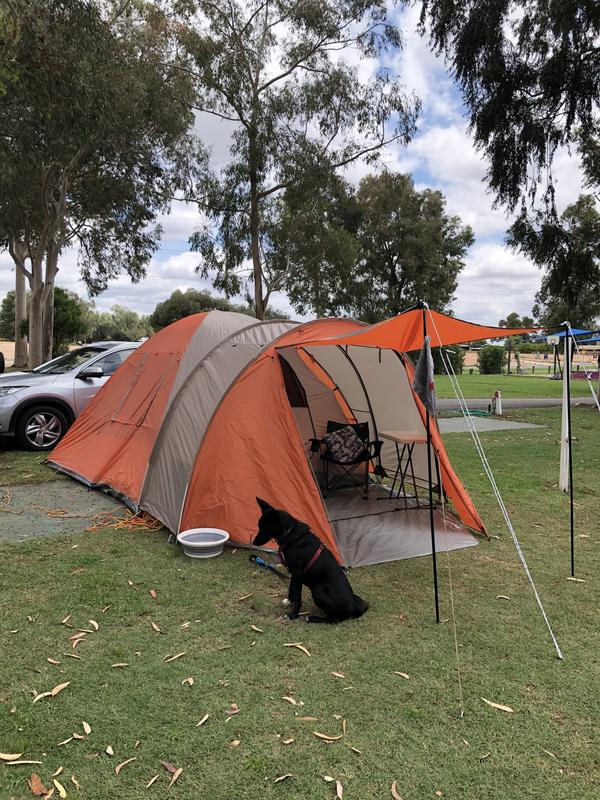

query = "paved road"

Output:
[[437, 396, 597, 410]]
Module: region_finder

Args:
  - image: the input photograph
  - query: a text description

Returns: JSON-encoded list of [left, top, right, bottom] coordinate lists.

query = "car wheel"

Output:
[[16, 405, 70, 451]]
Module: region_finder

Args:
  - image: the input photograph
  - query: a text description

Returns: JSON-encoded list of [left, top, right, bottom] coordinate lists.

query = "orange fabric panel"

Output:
[[49, 313, 207, 503], [402, 356, 486, 534], [181, 351, 342, 561], [292, 308, 537, 351]]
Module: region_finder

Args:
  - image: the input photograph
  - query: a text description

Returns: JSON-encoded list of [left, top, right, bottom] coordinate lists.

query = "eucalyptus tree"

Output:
[[180, 0, 419, 318], [0, 0, 198, 366]]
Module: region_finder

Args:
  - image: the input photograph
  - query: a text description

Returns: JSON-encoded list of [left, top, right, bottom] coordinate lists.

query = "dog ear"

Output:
[[256, 496, 272, 512]]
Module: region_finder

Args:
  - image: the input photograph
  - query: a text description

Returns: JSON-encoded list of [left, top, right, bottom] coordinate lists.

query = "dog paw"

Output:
[[282, 598, 291, 607]]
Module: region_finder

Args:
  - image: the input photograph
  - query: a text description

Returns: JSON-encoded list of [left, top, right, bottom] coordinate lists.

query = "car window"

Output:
[[92, 348, 136, 377], [33, 347, 105, 374]]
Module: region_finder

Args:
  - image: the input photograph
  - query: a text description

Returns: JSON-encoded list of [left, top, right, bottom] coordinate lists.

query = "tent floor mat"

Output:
[[325, 485, 478, 568]]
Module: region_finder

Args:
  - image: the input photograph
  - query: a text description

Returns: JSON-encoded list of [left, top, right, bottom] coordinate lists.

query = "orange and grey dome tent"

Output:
[[48, 309, 533, 567]]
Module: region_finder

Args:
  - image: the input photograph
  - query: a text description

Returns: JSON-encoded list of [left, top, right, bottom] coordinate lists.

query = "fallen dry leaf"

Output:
[[391, 781, 403, 799], [43, 790, 54, 800], [542, 749, 557, 759], [481, 697, 515, 713], [28, 773, 48, 796], [70, 775, 81, 791], [105, 745, 114, 756], [393, 671, 410, 680], [83, 754, 99, 760], [4, 760, 43, 766], [51, 682, 70, 698], [496, 595, 510, 601], [297, 716, 318, 721], [134, 740, 141, 750], [52, 768, 63, 777], [331, 671, 345, 678], [47, 658, 61, 665], [32, 692, 53, 704], [281, 738, 294, 745], [61, 615, 71, 625], [52, 779, 67, 799], [336, 780, 343, 799], [566, 577, 586, 583], [435, 792, 444, 797], [229, 740, 240, 747], [146, 774, 160, 788], [150, 589, 158, 600], [102, 605, 111, 613], [0, 753, 23, 761], [313, 732, 343, 742], [168, 767, 183, 787], [57, 738, 73, 747], [111, 663, 129, 668], [250, 625, 263, 633], [283, 642, 311, 657], [62, 653, 81, 660], [350, 746, 361, 754], [72, 733, 85, 740], [163, 652, 186, 663], [89, 620, 99, 631], [115, 757, 137, 775], [480, 752, 491, 761], [226, 703, 239, 716], [274, 774, 292, 783], [238, 593, 253, 601], [127, 580, 134, 587], [82, 721, 91, 736], [195, 714, 209, 727], [161, 761, 177, 774], [282, 695, 302, 706], [151, 621, 161, 633], [182, 677, 194, 687], [68, 633, 86, 641]]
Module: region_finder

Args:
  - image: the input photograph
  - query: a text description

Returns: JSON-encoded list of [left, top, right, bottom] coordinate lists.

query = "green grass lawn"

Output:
[[0, 407, 599, 799], [435, 372, 593, 399]]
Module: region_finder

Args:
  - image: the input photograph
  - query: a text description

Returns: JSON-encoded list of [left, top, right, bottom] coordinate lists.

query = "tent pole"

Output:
[[564, 323, 575, 577], [421, 304, 440, 623]]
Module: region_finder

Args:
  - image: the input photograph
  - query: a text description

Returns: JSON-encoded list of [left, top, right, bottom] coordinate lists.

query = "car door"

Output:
[[72, 348, 137, 415]]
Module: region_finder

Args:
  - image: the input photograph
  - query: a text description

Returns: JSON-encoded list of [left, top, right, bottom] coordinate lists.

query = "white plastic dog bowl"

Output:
[[177, 528, 230, 558]]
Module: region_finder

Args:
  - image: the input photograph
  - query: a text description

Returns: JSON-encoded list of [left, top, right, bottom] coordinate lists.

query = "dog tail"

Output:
[[351, 594, 369, 618]]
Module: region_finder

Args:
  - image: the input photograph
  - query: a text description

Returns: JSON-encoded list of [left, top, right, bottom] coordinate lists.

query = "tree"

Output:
[[90, 306, 153, 342], [0, 286, 89, 355], [181, 0, 419, 318], [419, 1, 600, 209], [278, 172, 473, 321], [149, 287, 289, 331], [0, 0, 198, 366], [508, 195, 600, 329], [149, 289, 233, 331]]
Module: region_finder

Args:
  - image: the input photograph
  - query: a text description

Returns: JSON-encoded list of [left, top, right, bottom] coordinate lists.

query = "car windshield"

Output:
[[32, 347, 105, 375]]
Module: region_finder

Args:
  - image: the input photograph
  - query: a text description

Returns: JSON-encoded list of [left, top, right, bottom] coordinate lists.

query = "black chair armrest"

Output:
[[309, 438, 322, 454], [370, 439, 383, 458]]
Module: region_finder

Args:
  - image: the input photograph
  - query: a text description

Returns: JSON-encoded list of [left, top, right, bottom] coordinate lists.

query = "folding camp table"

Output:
[[379, 430, 429, 509]]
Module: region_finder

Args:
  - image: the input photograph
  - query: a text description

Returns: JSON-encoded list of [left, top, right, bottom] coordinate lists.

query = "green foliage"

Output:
[[420, 1, 600, 208], [90, 306, 153, 342], [508, 195, 600, 328], [183, 0, 419, 316], [149, 288, 289, 331], [432, 345, 465, 375], [478, 345, 507, 375], [277, 172, 473, 321], [0, 0, 199, 290], [0, 287, 89, 352]]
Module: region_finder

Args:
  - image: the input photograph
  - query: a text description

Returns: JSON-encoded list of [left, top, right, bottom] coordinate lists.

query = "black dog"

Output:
[[253, 497, 369, 624]]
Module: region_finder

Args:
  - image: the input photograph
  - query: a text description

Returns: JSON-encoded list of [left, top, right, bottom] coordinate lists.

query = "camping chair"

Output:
[[310, 421, 383, 499]]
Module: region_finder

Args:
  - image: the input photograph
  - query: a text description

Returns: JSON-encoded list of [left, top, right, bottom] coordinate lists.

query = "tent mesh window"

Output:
[[279, 356, 308, 408]]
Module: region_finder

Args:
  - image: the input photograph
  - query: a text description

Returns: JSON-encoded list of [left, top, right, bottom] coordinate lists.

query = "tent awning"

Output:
[[279, 308, 537, 351]]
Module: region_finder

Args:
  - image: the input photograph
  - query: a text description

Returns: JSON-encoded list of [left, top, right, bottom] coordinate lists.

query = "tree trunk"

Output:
[[28, 285, 44, 368], [41, 245, 59, 362], [10, 240, 30, 369], [248, 131, 265, 320]]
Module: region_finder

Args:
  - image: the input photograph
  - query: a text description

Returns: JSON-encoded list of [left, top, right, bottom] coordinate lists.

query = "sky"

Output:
[[0, 5, 584, 325]]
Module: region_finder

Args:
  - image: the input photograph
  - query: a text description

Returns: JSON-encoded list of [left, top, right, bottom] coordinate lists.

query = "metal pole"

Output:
[[564, 324, 575, 577], [422, 305, 440, 623]]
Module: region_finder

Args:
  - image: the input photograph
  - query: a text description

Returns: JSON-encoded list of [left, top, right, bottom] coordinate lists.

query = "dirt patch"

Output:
[[0, 480, 125, 543]]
